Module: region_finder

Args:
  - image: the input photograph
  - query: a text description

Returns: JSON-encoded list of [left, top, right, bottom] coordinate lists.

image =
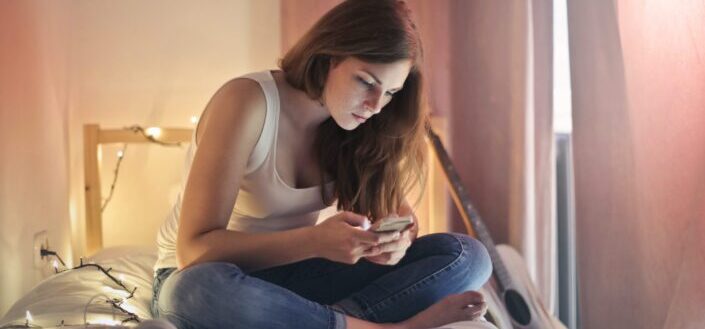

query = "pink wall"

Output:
[[0, 0, 72, 316]]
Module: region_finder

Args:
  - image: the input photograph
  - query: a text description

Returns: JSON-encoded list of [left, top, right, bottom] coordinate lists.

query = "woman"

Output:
[[151, 1, 492, 328]]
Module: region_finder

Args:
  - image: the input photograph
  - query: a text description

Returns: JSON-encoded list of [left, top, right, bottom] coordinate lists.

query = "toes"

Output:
[[458, 290, 485, 305], [463, 302, 488, 319]]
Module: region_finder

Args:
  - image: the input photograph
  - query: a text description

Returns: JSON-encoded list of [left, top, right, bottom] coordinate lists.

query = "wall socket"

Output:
[[33, 230, 49, 268]]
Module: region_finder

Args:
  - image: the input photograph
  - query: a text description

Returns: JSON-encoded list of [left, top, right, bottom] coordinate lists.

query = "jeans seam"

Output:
[[359, 233, 468, 321], [328, 307, 335, 329], [158, 309, 200, 329], [152, 268, 177, 318], [334, 297, 367, 320], [326, 306, 347, 329]]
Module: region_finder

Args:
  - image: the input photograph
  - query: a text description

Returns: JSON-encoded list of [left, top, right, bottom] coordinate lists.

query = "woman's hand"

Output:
[[363, 226, 414, 266], [312, 211, 400, 264], [364, 209, 418, 266]]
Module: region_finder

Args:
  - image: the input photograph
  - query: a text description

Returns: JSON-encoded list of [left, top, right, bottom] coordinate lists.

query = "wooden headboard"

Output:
[[83, 124, 193, 255], [82, 117, 449, 256]]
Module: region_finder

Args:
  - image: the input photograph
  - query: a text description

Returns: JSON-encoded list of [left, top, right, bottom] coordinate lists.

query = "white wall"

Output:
[[0, 0, 281, 316], [65, 0, 281, 256]]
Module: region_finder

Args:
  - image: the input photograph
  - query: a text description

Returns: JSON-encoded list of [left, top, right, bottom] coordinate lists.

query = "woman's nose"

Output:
[[364, 92, 384, 114]]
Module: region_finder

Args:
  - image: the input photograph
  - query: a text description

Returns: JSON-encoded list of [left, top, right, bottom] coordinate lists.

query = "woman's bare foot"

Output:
[[400, 291, 488, 329]]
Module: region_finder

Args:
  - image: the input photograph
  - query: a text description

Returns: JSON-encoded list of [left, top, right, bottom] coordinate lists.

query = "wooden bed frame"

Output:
[[82, 118, 449, 256], [83, 124, 193, 255]]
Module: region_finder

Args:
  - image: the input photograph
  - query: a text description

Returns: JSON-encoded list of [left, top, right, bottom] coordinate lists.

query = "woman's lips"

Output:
[[352, 113, 367, 123]]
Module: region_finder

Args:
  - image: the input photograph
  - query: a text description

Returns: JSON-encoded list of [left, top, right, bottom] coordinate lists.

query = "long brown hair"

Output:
[[280, 0, 428, 221]]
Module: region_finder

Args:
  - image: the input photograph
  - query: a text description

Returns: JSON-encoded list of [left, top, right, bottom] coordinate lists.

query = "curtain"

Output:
[[445, 0, 557, 312], [568, 0, 705, 328]]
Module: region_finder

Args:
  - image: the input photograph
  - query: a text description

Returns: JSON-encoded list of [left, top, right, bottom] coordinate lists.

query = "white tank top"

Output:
[[154, 70, 335, 271]]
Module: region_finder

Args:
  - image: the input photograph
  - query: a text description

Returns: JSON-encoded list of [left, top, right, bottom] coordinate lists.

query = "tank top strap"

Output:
[[238, 70, 280, 174]]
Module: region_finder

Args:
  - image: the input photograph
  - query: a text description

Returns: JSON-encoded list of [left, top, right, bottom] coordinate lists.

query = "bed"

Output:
[[0, 124, 497, 329]]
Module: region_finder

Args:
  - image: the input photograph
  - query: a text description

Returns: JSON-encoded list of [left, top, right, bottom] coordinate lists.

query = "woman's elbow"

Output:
[[175, 235, 199, 270], [176, 230, 228, 270]]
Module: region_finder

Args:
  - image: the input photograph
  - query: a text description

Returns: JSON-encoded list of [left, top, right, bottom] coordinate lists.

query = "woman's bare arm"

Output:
[[175, 78, 318, 272]]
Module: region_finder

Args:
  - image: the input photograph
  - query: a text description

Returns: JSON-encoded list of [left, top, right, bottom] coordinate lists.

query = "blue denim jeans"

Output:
[[151, 233, 492, 329]]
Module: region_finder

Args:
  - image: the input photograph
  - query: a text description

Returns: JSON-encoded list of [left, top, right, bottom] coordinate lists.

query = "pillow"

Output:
[[0, 246, 157, 328]]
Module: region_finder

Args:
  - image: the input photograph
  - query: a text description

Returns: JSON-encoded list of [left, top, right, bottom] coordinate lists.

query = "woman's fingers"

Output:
[[376, 230, 411, 252], [354, 229, 400, 245], [359, 233, 407, 254], [377, 239, 407, 253], [364, 248, 390, 259]]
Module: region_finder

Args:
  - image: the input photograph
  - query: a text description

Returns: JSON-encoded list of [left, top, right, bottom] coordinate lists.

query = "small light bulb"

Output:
[[118, 274, 125, 282], [92, 318, 121, 326], [190, 115, 199, 124], [145, 127, 162, 138], [53, 260, 59, 270], [26, 310, 33, 322], [117, 150, 124, 158], [120, 301, 138, 314]]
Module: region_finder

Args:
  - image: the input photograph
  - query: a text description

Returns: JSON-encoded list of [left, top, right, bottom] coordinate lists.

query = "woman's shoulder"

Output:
[[210, 74, 270, 119], [216, 76, 267, 107], [195, 77, 267, 147]]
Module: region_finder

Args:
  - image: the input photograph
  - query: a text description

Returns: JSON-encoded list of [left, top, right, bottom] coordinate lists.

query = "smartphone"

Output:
[[371, 215, 413, 233]]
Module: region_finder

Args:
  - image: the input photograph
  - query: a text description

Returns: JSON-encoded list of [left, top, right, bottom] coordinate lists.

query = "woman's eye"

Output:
[[357, 77, 375, 88], [356, 76, 395, 97]]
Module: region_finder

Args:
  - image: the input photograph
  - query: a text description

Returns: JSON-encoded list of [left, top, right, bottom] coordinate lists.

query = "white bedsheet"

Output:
[[0, 246, 156, 328], [0, 246, 496, 329]]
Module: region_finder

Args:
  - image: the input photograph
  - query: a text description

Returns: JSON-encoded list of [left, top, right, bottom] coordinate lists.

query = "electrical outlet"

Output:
[[33, 230, 49, 268]]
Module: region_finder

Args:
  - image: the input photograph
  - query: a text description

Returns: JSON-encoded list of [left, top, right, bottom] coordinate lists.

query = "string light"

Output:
[[124, 125, 182, 147], [190, 115, 199, 124], [25, 311, 32, 327], [145, 127, 162, 138], [101, 125, 184, 213], [11, 248, 143, 328], [116, 300, 138, 315], [101, 144, 127, 213]]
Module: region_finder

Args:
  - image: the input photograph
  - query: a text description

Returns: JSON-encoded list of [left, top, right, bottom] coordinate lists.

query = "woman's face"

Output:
[[322, 57, 412, 131]]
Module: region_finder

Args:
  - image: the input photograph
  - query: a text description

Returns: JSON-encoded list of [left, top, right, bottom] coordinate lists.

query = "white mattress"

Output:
[[0, 246, 496, 329]]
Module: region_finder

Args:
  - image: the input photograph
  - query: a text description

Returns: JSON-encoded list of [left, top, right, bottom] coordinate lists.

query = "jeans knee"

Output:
[[171, 262, 244, 290], [424, 233, 492, 289], [454, 234, 493, 289], [419, 233, 466, 257], [157, 262, 244, 317], [157, 262, 307, 328]]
